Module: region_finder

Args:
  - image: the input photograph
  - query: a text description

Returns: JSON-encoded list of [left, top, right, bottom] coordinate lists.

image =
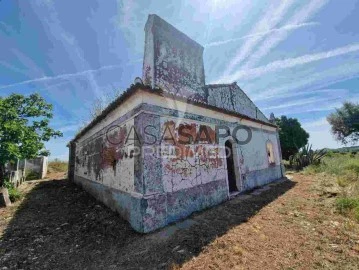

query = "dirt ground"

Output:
[[1, 172, 359, 269]]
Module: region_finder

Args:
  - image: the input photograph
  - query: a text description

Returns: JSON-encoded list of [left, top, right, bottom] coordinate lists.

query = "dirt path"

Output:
[[1, 173, 358, 269]]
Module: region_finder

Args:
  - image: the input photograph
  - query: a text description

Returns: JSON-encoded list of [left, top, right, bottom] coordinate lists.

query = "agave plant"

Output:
[[289, 144, 326, 170]]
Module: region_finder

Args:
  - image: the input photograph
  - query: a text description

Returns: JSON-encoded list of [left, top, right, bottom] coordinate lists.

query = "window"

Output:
[[266, 141, 275, 165]]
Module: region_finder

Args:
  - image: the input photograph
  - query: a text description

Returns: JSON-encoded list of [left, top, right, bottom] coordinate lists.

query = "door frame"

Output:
[[224, 138, 242, 195]]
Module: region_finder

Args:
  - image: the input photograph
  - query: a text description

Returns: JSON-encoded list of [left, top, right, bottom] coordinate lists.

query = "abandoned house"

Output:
[[68, 14, 284, 233]]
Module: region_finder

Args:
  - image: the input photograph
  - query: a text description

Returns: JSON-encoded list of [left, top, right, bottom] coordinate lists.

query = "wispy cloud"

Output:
[[205, 22, 319, 48], [262, 96, 340, 111], [251, 62, 359, 101], [222, 0, 295, 76], [302, 117, 328, 130], [0, 65, 121, 90], [218, 43, 359, 83], [59, 124, 81, 133], [270, 102, 342, 116], [269, 93, 359, 116], [0, 61, 26, 74], [256, 88, 348, 102], [241, 0, 328, 69]]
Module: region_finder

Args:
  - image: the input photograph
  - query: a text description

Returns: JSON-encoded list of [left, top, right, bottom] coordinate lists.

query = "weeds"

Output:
[[304, 152, 359, 222], [25, 170, 40, 180], [3, 179, 22, 202], [335, 197, 359, 221]]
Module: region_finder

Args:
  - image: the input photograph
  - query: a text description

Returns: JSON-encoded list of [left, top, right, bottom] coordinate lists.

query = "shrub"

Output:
[[335, 197, 359, 221], [325, 150, 334, 157], [289, 144, 326, 170], [343, 163, 359, 180], [336, 197, 359, 212], [25, 170, 40, 180], [3, 180, 22, 202]]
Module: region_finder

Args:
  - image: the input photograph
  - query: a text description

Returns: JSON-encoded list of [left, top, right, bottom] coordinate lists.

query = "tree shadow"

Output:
[[0, 178, 296, 269]]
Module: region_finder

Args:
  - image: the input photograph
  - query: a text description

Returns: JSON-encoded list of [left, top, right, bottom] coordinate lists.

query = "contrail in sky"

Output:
[[0, 65, 121, 90], [241, 0, 328, 69], [219, 43, 359, 83], [205, 22, 319, 48], [223, 0, 295, 76]]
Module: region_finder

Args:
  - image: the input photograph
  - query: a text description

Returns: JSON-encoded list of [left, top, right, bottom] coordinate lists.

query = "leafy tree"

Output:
[[327, 102, 359, 145], [0, 93, 62, 186], [275, 116, 309, 160]]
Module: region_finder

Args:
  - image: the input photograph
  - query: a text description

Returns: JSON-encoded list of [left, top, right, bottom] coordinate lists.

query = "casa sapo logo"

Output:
[[106, 123, 252, 146]]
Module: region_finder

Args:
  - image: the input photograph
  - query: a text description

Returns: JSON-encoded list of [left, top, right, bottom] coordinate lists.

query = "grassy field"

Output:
[[47, 159, 68, 174], [304, 152, 359, 222]]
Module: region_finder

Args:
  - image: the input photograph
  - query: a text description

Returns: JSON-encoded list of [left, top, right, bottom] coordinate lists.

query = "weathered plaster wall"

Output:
[[75, 118, 135, 193], [142, 14, 205, 98], [205, 83, 269, 123], [138, 108, 282, 231], [72, 103, 145, 232], [225, 127, 282, 191], [70, 90, 283, 233], [139, 90, 275, 133], [160, 117, 226, 192], [142, 14, 269, 123], [142, 13, 269, 126], [142, 97, 281, 194]]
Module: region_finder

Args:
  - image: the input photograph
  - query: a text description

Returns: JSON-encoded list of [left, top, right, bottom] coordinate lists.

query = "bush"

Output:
[[3, 180, 22, 202], [289, 144, 326, 170], [25, 170, 40, 180], [335, 197, 359, 221], [336, 197, 359, 212], [343, 163, 359, 179]]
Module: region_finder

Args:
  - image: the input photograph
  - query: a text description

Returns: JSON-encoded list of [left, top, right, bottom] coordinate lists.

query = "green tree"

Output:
[[0, 93, 62, 186], [327, 102, 359, 145], [275, 116, 309, 160]]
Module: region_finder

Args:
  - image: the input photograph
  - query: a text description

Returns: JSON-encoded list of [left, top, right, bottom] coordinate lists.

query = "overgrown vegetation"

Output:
[[25, 170, 40, 181], [288, 144, 326, 170], [3, 179, 22, 202], [335, 197, 359, 221], [304, 152, 359, 221], [48, 159, 68, 173]]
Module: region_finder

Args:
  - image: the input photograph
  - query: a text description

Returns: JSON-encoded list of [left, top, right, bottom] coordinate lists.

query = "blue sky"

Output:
[[0, 0, 358, 160]]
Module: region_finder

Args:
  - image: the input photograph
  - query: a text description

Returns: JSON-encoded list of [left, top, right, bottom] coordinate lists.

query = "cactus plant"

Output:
[[289, 144, 326, 170]]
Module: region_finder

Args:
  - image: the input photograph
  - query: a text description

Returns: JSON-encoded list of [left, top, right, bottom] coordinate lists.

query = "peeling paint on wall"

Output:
[[143, 14, 205, 98], [160, 118, 226, 192], [75, 119, 135, 193], [142, 15, 269, 123], [205, 83, 269, 123]]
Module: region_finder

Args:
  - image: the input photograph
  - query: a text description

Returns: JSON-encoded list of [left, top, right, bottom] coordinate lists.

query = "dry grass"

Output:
[[1, 172, 359, 269], [304, 153, 359, 222], [47, 159, 68, 174]]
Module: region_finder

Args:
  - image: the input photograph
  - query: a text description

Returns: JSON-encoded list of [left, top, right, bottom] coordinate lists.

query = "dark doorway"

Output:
[[225, 140, 238, 192]]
